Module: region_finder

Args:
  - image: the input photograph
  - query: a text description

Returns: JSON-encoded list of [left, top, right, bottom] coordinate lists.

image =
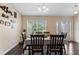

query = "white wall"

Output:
[[74, 14, 79, 43], [0, 3, 22, 54]]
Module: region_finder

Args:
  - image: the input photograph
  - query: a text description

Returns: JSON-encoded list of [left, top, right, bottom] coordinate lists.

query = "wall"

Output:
[[74, 14, 79, 43], [0, 3, 22, 54], [22, 16, 74, 41]]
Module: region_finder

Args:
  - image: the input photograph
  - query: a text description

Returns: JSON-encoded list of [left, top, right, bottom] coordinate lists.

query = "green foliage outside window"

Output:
[[32, 22, 45, 33]]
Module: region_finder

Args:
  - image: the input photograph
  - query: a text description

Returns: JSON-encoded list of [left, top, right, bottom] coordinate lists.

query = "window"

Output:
[[27, 17, 47, 35], [56, 20, 72, 40]]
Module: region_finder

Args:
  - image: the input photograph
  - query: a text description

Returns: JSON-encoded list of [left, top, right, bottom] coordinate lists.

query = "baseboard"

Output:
[[1, 42, 19, 55], [65, 39, 74, 42], [74, 40, 79, 43]]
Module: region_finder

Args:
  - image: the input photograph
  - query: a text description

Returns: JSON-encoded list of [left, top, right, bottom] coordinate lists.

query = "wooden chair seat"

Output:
[[50, 49, 60, 51], [47, 45, 61, 51], [33, 49, 42, 51]]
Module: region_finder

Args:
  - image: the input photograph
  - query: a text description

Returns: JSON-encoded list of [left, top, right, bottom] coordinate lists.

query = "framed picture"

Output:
[[10, 19, 15, 23], [14, 12, 17, 18], [1, 13, 9, 18], [11, 24, 14, 29], [10, 19, 13, 22], [5, 21, 11, 26], [0, 20, 4, 24]]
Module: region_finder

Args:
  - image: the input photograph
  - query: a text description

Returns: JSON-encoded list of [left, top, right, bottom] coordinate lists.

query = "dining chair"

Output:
[[60, 32, 67, 39], [31, 34, 44, 55], [36, 32, 42, 34], [60, 32, 67, 54], [47, 35, 64, 55], [21, 33, 26, 44]]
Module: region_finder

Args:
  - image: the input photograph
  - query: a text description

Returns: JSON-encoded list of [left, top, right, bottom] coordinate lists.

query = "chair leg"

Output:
[[47, 46, 48, 55], [32, 51, 34, 55], [42, 51, 43, 55], [63, 45, 66, 55], [42, 47, 43, 55], [55, 52, 56, 55], [23, 49, 24, 54], [49, 50, 51, 55], [60, 50, 63, 55], [58, 52, 60, 55], [23, 48, 26, 55], [47, 49, 48, 55]]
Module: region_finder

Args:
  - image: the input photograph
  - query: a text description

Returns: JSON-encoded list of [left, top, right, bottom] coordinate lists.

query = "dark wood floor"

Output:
[[5, 43, 23, 55], [5, 41, 79, 55]]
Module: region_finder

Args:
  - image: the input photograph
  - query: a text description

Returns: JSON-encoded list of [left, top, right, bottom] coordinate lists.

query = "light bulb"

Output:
[[74, 11, 78, 14], [43, 6, 47, 9], [38, 7, 42, 12], [43, 8, 49, 13]]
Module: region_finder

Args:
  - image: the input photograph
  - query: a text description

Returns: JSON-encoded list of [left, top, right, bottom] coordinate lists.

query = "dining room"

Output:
[[0, 3, 79, 55], [21, 16, 73, 55]]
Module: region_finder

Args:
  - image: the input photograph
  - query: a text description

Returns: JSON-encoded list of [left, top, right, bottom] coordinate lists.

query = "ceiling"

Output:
[[13, 3, 79, 16]]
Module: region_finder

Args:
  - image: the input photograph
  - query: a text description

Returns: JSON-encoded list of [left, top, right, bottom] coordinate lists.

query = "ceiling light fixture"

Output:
[[38, 3, 49, 13], [74, 4, 78, 14]]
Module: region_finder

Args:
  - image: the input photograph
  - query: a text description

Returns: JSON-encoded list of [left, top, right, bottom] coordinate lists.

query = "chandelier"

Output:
[[37, 3, 49, 13]]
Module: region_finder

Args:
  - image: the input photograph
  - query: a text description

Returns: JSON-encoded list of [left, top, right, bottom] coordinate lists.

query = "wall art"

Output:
[[0, 5, 13, 16], [14, 12, 17, 18], [1, 13, 9, 18], [0, 20, 4, 24], [5, 21, 11, 26]]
